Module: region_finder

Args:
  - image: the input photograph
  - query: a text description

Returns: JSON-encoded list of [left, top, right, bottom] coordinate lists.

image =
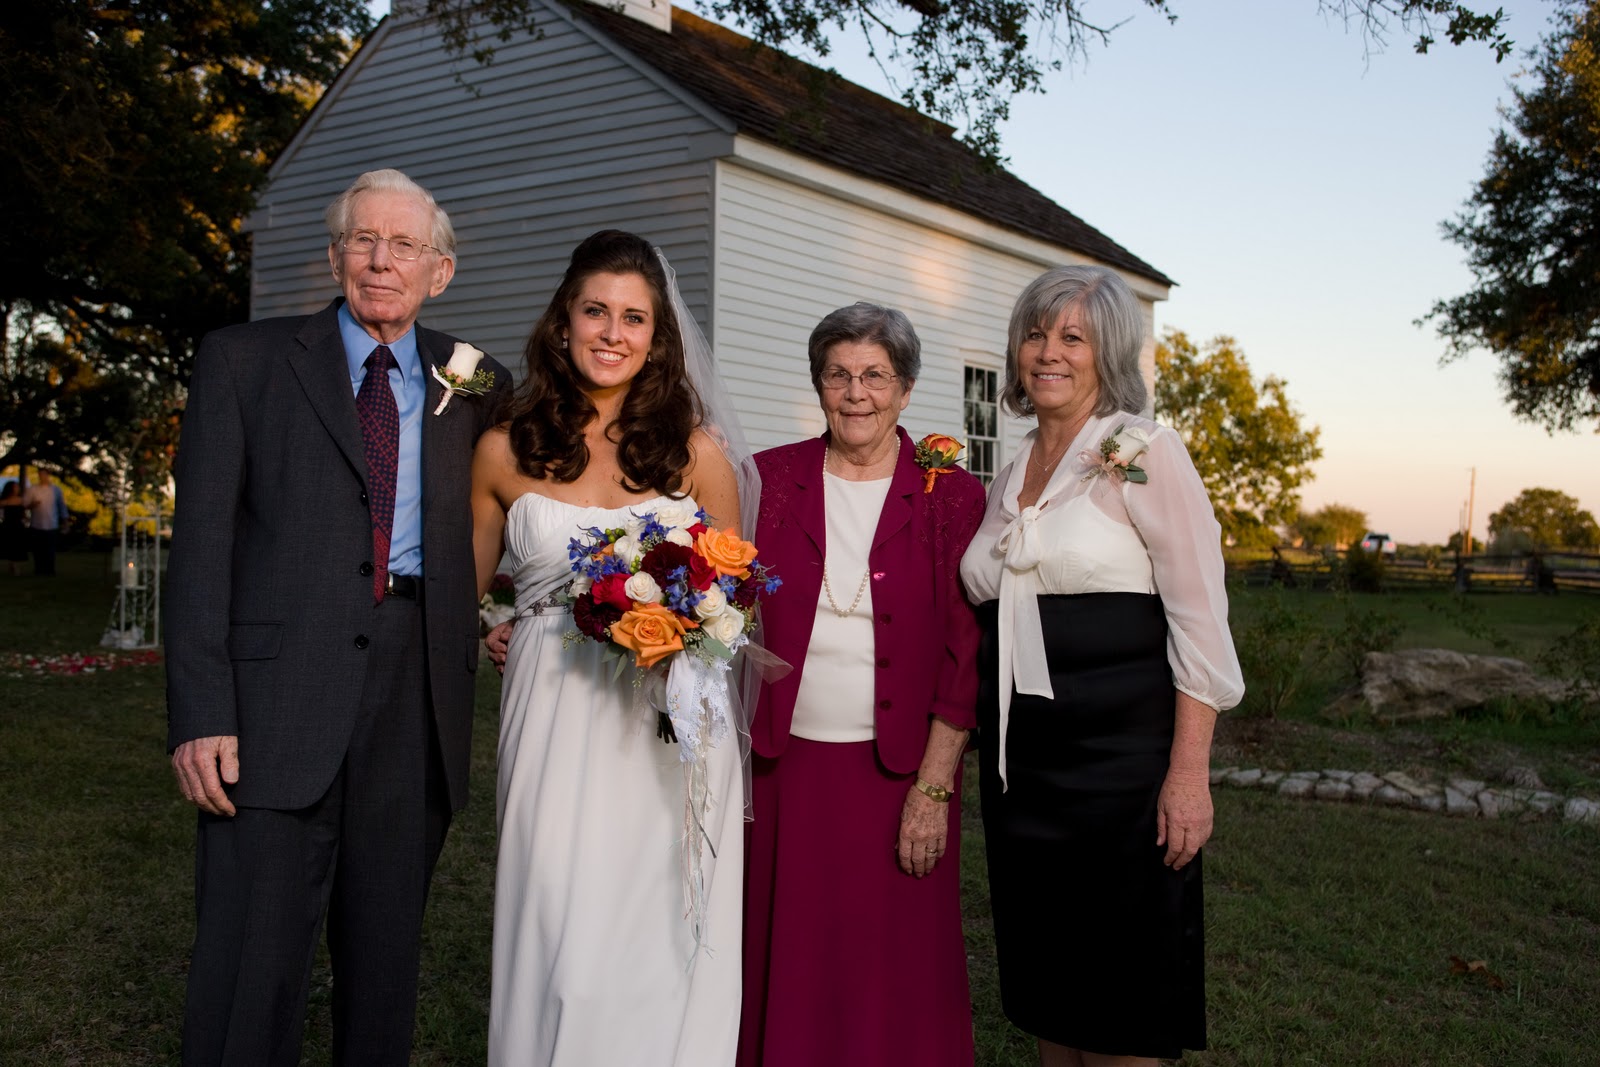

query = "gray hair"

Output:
[[324, 169, 457, 258], [807, 302, 922, 393], [1001, 265, 1146, 418]]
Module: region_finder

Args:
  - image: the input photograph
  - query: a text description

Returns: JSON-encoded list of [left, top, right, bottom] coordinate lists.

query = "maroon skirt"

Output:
[[738, 737, 973, 1067]]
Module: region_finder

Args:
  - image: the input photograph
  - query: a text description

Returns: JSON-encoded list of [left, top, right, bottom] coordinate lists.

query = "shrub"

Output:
[[1327, 594, 1403, 682], [1536, 612, 1600, 717], [1340, 544, 1386, 593], [1232, 588, 1323, 719]]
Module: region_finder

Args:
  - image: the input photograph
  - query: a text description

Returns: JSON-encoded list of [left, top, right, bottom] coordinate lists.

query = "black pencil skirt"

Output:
[[976, 592, 1205, 1059]]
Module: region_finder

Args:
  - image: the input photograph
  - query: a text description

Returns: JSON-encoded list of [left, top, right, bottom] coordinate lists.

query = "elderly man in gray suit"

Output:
[[165, 168, 510, 1065]]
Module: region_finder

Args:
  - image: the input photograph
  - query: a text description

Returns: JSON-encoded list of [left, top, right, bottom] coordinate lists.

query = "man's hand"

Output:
[[172, 735, 240, 816], [485, 621, 514, 674]]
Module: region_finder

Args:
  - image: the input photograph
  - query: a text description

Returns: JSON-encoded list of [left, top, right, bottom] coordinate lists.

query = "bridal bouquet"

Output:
[[564, 500, 780, 674], [564, 500, 780, 957]]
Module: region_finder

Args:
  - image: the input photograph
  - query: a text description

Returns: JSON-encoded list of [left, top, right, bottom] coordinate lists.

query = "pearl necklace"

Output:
[[821, 446, 872, 618]]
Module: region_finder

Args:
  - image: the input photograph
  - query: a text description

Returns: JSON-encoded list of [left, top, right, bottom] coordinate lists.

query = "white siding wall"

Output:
[[250, 3, 731, 370], [713, 160, 1153, 462]]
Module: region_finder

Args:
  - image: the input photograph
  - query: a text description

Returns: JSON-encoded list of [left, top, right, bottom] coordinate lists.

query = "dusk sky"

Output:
[[369, 0, 1597, 545]]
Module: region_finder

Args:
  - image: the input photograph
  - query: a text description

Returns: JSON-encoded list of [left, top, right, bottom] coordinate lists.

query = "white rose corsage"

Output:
[[1080, 424, 1150, 484], [431, 343, 496, 415]]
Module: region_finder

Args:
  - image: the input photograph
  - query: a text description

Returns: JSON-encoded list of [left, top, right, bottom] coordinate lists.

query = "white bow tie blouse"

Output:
[[958, 412, 1244, 788]]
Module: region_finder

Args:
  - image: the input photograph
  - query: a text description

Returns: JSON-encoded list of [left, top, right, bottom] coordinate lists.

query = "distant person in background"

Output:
[[22, 470, 69, 576], [0, 475, 28, 576]]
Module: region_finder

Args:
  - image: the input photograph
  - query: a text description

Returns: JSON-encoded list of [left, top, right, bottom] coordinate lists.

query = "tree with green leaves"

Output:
[[0, 0, 373, 388], [1427, 0, 1600, 432], [1487, 487, 1600, 550], [1153, 329, 1323, 548], [1297, 503, 1369, 549], [428, 0, 1511, 158]]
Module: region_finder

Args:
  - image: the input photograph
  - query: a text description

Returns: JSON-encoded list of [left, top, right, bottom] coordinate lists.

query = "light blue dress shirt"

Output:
[[339, 304, 425, 577]]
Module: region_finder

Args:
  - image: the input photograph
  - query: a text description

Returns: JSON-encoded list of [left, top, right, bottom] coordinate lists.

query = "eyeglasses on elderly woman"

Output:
[[819, 368, 899, 392]]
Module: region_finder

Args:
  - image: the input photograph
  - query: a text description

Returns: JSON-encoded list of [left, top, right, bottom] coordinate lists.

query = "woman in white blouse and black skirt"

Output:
[[960, 266, 1243, 1066]]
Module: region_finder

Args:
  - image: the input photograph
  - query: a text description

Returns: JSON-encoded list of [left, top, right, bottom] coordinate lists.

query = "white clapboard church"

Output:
[[249, 0, 1172, 481]]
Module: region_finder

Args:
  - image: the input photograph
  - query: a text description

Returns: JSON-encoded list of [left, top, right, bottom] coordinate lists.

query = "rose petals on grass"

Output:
[[3, 649, 162, 677]]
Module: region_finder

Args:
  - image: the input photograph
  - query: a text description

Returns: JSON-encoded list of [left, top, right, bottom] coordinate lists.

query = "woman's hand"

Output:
[[1155, 767, 1212, 870], [485, 621, 514, 674], [896, 788, 948, 879]]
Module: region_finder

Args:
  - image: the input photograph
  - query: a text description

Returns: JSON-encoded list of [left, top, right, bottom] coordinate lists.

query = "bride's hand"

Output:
[[485, 621, 515, 674]]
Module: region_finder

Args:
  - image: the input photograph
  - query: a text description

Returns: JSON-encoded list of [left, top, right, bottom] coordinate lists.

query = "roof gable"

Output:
[[572, 3, 1172, 287]]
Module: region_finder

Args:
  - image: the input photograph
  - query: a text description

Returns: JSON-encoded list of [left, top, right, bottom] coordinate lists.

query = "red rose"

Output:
[[688, 552, 718, 590], [591, 574, 632, 611]]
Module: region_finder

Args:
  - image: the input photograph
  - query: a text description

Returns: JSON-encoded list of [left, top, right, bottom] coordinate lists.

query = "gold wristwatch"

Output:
[[914, 778, 952, 803]]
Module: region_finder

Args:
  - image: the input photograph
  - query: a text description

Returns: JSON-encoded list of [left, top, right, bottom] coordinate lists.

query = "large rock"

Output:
[[1355, 649, 1574, 721]]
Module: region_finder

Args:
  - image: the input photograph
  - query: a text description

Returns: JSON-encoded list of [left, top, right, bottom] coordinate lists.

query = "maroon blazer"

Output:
[[751, 428, 985, 773]]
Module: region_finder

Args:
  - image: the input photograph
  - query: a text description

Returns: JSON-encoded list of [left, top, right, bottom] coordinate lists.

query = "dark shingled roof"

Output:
[[571, 4, 1172, 288]]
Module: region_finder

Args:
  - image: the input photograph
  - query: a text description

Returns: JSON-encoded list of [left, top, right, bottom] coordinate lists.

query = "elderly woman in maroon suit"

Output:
[[738, 302, 986, 1067]]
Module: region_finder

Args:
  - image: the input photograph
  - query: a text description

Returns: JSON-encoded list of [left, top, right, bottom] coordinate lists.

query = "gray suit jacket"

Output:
[[164, 299, 511, 811]]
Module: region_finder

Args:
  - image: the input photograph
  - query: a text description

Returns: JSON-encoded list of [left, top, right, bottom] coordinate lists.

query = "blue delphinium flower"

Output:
[[663, 565, 704, 615]]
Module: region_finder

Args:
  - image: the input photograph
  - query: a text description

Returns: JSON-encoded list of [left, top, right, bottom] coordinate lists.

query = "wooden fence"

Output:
[[1227, 550, 1600, 594]]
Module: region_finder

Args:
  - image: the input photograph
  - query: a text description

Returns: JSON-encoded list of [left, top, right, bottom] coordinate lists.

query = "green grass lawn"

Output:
[[3, 554, 1598, 1065]]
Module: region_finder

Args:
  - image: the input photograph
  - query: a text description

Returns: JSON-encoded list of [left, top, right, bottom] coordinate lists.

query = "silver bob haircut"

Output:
[[807, 302, 922, 393], [1001, 265, 1146, 418], [324, 169, 457, 258]]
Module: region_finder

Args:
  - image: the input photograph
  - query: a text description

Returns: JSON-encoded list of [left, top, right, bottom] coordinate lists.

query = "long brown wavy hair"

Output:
[[505, 230, 704, 494]]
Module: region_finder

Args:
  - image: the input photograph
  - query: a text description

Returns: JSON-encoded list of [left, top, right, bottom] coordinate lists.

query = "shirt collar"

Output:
[[338, 302, 420, 383]]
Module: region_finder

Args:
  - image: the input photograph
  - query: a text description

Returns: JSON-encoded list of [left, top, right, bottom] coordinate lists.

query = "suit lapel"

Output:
[[790, 436, 827, 559], [287, 302, 367, 482], [871, 428, 919, 551]]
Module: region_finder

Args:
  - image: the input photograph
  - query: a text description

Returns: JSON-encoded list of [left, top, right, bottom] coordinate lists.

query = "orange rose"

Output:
[[919, 433, 963, 463], [694, 527, 758, 579], [610, 602, 696, 669]]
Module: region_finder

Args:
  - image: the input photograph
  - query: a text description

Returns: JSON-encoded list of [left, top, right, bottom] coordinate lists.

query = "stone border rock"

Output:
[[1209, 765, 1600, 825]]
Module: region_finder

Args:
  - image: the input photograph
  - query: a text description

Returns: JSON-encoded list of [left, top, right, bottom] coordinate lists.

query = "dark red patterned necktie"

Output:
[[356, 345, 399, 603]]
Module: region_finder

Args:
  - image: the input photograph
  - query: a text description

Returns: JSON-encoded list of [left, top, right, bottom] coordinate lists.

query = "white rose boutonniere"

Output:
[[431, 342, 496, 415], [1079, 424, 1151, 484]]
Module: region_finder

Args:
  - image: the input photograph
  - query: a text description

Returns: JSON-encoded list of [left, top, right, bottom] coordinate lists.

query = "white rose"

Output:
[[624, 571, 662, 604], [611, 534, 642, 568], [569, 574, 593, 597], [445, 342, 485, 379], [1108, 427, 1151, 466], [693, 582, 728, 619], [704, 608, 745, 646], [622, 515, 648, 540], [664, 527, 694, 548], [654, 500, 696, 530]]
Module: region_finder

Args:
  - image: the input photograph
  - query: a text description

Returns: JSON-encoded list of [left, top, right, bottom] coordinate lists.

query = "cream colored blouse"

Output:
[[959, 411, 1244, 788]]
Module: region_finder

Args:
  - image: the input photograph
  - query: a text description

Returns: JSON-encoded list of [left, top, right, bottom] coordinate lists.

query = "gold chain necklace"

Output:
[[1029, 437, 1072, 473], [821, 446, 872, 618]]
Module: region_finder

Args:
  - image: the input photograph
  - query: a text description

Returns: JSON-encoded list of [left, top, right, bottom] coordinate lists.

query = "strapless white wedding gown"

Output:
[[489, 493, 743, 1066]]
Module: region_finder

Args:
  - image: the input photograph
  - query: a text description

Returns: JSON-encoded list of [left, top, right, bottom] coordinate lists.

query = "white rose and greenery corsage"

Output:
[[1080, 424, 1151, 484], [431, 342, 496, 415]]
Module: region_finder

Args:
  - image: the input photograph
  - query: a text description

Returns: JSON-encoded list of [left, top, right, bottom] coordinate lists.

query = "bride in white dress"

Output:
[[470, 231, 753, 1066]]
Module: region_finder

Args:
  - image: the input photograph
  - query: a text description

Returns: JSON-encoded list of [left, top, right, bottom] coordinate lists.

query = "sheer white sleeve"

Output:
[[1122, 426, 1244, 713]]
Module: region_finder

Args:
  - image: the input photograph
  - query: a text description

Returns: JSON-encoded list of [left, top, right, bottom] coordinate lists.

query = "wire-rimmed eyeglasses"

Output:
[[338, 231, 439, 261], [820, 368, 899, 392]]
